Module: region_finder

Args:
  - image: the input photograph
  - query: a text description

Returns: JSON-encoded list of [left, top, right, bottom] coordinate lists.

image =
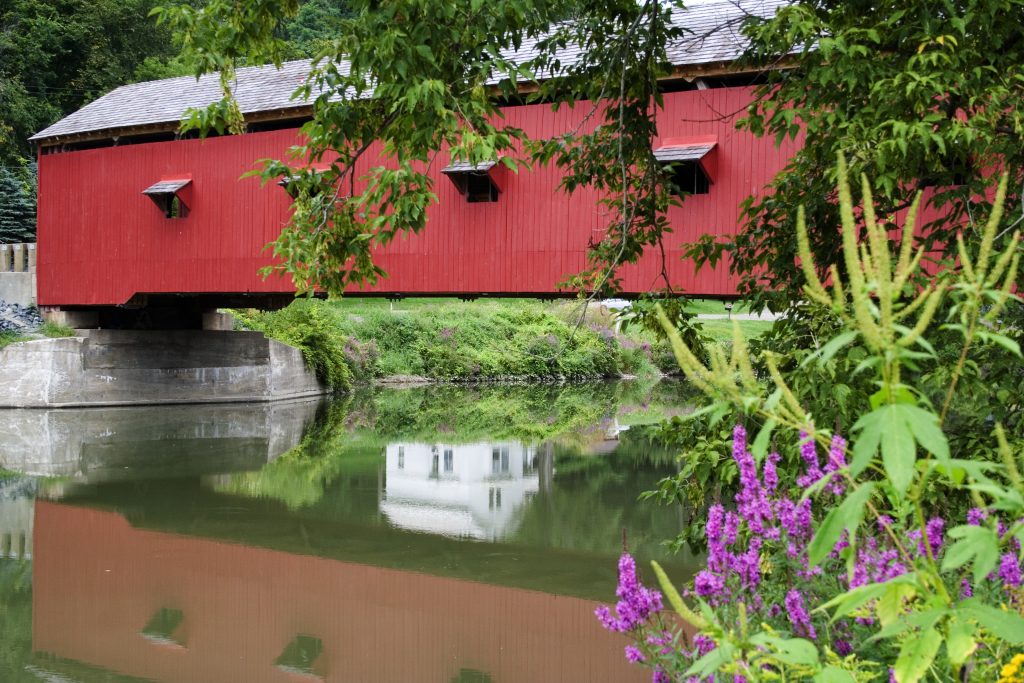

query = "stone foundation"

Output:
[[0, 329, 327, 408]]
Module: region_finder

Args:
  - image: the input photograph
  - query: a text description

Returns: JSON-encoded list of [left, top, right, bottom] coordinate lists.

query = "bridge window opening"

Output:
[[666, 162, 710, 196], [142, 178, 192, 218], [444, 448, 454, 473], [442, 160, 500, 203], [653, 141, 716, 197], [141, 607, 186, 647], [275, 634, 324, 679], [397, 445, 405, 469]]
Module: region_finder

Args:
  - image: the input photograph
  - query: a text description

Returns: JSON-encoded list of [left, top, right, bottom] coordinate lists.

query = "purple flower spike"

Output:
[[823, 434, 847, 495], [917, 520, 946, 557], [785, 589, 817, 640], [795, 431, 824, 489], [625, 645, 644, 663], [763, 452, 781, 494], [999, 552, 1022, 588], [967, 507, 988, 526], [595, 553, 663, 633]]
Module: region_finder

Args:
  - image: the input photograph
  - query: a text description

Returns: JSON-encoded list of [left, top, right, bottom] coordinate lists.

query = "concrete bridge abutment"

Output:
[[0, 329, 326, 408]]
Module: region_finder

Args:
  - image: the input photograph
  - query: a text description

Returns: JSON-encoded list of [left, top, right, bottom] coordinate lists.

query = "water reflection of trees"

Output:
[[510, 434, 690, 561], [211, 382, 696, 563], [0, 557, 31, 683]]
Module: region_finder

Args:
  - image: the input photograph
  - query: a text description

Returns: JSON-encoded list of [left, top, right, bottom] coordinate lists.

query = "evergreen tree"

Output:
[[0, 167, 36, 244]]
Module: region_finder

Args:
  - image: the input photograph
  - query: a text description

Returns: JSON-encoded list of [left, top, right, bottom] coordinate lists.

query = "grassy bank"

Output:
[[0, 321, 76, 350], [233, 297, 771, 389]]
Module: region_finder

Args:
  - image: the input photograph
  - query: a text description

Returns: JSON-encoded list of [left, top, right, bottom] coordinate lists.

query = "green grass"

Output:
[[0, 331, 27, 350], [700, 318, 775, 344], [0, 317, 75, 351], [39, 321, 75, 338], [683, 298, 756, 315]]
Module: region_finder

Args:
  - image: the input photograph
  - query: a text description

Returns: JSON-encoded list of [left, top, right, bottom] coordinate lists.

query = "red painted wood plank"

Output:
[[37, 87, 798, 306]]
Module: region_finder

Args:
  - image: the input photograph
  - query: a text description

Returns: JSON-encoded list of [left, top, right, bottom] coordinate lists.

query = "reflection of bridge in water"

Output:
[[33, 501, 646, 683], [0, 398, 321, 481], [1, 392, 690, 682]]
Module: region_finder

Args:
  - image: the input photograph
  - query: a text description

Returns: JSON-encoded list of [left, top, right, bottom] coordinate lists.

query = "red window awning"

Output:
[[441, 160, 496, 174], [654, 137, 718, 185]]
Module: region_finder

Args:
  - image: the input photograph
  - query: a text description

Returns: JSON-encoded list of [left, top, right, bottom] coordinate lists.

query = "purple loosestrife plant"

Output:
[[599, 427, 1024, 682]]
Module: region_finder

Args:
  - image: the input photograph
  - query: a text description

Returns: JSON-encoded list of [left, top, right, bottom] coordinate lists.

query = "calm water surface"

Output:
[[0, 382, 698, 683]]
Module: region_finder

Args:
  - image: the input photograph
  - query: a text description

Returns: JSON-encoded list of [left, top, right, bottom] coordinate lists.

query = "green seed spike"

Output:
[[837, 157, 869, 311], [733, 322, 760, 393], [996, 423, 1022, 490], [797, 205, 832, 306], [894, 192, 922, 288], [764, 352, 805, 420], [986, 252, 1021, 322], [828, 264, 848, 314], [861, 173, 891, 298], [651, 561, 708, 630], [986, 229, 1020, 291], [895, 284, 935, 321], [897, 288, 943, 348], [977, 172, 1009, 281], [956, 233, 977, 284], [657, 305, 713, 394]]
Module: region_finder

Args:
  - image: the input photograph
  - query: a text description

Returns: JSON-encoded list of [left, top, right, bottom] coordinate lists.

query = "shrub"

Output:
[[233, 301, 353, 392]]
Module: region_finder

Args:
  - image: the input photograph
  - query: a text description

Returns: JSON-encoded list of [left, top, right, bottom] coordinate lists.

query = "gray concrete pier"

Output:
[[0, 329, 326, 408]]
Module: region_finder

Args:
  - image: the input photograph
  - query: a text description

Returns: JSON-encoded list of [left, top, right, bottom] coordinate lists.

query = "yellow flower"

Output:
[[998, 653, 1024, 683]]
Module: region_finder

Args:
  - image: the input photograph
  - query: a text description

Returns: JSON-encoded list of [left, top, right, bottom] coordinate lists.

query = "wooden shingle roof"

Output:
[[32, 0, 785, 144]]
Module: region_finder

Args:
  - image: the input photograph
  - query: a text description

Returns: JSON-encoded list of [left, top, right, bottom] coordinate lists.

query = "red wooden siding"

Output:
[[37, 87, 799, 306], [33, 502, 646, 683]]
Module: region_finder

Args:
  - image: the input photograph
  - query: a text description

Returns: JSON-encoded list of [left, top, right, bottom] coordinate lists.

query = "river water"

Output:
[[0, 381, 698, 683]]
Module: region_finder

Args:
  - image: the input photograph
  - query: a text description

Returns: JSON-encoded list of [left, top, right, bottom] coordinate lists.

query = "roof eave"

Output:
[[31, 104, 315, 147]]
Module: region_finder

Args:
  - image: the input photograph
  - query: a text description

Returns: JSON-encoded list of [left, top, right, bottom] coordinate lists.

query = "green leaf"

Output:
[[751, 634, 819, 666], [893, 626, 941, 683], [684, 641, 736, 677], [945, 616, 977, 667], [752, 419, 777, 460], [815, 666, 856, 683], [942, 525, 1000, 585], [901, 404, 950, 464], [808, 483, 874, 566], [819, 572, 914, 619], [852, 404, 949, 494], [959, 599, 1024, 644], [804, 330, 858, 367], [877, 582, 917, 627], [879, 407, 916, 495]]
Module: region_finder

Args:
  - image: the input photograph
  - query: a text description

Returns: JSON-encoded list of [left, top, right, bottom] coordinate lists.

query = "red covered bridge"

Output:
[[30, 0, 794, 323]]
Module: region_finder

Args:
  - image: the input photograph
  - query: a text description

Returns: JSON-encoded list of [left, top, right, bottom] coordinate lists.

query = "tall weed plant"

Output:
[[599, 157, 1024, 682]]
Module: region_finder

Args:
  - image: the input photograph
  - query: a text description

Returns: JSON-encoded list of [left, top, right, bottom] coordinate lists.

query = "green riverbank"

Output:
[[232, 298, 672, 390]]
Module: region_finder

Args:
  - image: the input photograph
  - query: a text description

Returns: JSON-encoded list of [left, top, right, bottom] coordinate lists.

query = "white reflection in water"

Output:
[[381, 442, 540, 540]]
